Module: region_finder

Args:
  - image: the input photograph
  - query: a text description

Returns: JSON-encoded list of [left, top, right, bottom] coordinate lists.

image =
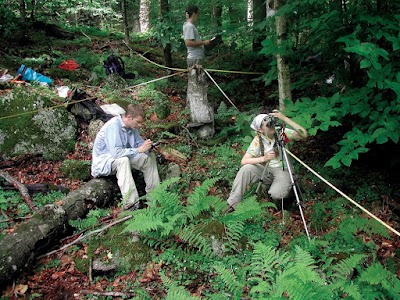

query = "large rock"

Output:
[[0, 87, 77, 160]]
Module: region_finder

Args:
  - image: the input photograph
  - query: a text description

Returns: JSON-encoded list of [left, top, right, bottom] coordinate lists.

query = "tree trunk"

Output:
[[187, 66, 215, 139], [30, 0, 36, 20], [0, 178, 119, 290], [274, 0, 292, 109], [159, 0, 172, 67], [122, 0, 130, 43], [19, 0, 26, 21], [252, 0, 267, 52], [139, 0, 150, 32]]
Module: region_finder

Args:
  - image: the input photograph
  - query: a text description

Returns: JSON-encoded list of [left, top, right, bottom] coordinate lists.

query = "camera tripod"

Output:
[[256, 124, 311, 241]]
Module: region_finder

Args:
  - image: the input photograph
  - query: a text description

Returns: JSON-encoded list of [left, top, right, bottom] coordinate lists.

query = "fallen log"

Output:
[[0, 178, 119, 291]]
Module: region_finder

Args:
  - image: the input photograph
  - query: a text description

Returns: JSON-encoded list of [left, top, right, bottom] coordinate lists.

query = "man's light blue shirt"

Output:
[[91, 115, 144, 177]]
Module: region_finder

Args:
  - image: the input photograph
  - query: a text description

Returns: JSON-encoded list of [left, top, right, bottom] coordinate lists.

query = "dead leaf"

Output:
[[14, 284, 28, 295]]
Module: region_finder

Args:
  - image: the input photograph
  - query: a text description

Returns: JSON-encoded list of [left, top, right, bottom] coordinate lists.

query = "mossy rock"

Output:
[[74, 224, 152, 275], [0, 87, 77, 160]]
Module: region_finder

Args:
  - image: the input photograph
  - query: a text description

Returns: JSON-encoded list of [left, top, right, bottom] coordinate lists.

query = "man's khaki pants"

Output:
[[227, 164, 292, 209], [111, 152, 160, 208]]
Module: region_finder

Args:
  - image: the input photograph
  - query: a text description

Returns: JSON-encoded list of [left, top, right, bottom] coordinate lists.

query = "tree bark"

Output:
[[252, 0, 267, 52], [139, 0, 150, 32], [158, 0, 172, 67], [122, 0, 130, 43], [187, 66, 215, 139], [19, 0, 26, 21], [274, 0, 292, 109], [0, 178, 119, 291]]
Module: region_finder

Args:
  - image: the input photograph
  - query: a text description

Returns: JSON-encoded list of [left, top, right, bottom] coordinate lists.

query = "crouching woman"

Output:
[[227, 109, 308, 210]]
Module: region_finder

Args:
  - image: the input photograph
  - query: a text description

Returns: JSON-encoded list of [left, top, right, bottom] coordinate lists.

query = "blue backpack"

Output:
[[103, 55, 125, 77], [103, 55, 135, 79]]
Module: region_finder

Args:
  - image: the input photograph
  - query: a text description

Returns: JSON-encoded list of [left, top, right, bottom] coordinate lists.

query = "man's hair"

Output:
[[125, 104, 145, 118], [186, 5, 199, 17]]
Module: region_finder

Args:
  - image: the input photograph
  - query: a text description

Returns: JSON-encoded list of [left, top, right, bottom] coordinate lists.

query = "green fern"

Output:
[[68, 208, 110, 231], [213, 263, 244, 296], [184, 177, 221, 221], [177, 226, 214, 257], [331, 254, 365, 281], [160, 272, 200, 300], [358, 263, 400, 299]]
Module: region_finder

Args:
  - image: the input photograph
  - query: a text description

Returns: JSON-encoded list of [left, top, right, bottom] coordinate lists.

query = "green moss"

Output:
[[61, 160, 91, 180], [74, 223, 152, 275]]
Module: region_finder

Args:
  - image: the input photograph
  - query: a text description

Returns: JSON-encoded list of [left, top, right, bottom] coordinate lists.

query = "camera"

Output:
[[263, 115, 276, 127], [151, 141, 161, 149]]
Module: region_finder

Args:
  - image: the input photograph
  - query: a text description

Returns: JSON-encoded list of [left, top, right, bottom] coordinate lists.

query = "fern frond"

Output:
[[223, 220, 244, 252], [249, 242, 290, 284], [160, 213, 186, 236], [123, 210, 164, 233], [358, 263, 400, 298], [331, 254, 365, 281], [185, 178, 220, 220], [160, 272, 199, 300], [213, 263, 243, 295], [291, 246, 324, 284], [220, 196, 264, 223], [177, 227, 214, 257], [330, 281, 362, 300], [274, 275, 331, 300]]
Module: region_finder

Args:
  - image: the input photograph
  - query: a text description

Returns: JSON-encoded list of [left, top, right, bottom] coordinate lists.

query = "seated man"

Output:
[[91, 104, 160, 210], [227, 109, 308, 210]]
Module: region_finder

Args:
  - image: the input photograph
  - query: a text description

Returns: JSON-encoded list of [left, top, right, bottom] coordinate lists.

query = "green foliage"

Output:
[[74, 47, 103, 72], [60, 159, 91, 180], [160, 272, 200, 300], [138, 84, 171, 119], [69, 208, 111, 231], [123, 177, 269, 259], [213, 263, 243, 296], [0, 5, 19, 41], [278, 2, 400, 169]]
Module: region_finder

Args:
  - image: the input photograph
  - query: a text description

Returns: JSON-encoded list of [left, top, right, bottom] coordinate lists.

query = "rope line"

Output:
[[123, 41, 265, 75], [204, 69, 240, 112], [123, 71, 185, 90], [285, 148, 400, 238]]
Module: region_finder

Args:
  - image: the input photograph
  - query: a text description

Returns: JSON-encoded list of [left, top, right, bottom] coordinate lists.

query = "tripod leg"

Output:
[[281, 197, 285, 224]]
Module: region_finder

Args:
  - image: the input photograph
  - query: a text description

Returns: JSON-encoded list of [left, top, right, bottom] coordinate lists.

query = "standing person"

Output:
[[267, 1, 276, 17], [91, 104, 160, 210], [227, 109, 308, 210], [183, 5, 211, 67]]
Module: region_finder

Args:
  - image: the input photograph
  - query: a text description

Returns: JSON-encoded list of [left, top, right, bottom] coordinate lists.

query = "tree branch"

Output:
[[0, 170, 38, 212]]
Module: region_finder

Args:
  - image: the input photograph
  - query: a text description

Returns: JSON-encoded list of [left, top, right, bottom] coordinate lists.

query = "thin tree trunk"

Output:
[[139, 0, 150, 32], [19, 0, 26, 21], [159, 0, 172, 67], [30, 0, 35, 20], [274, 0, 292, 109], [252, 0, 267, 52], [122, 0, 130, 43]]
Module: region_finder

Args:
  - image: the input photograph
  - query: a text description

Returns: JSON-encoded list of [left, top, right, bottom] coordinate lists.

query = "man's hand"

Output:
[[138, 139, 153, 153]]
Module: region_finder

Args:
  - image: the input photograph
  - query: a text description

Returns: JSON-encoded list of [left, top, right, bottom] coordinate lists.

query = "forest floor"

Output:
[[1, 32, 400, 299]]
